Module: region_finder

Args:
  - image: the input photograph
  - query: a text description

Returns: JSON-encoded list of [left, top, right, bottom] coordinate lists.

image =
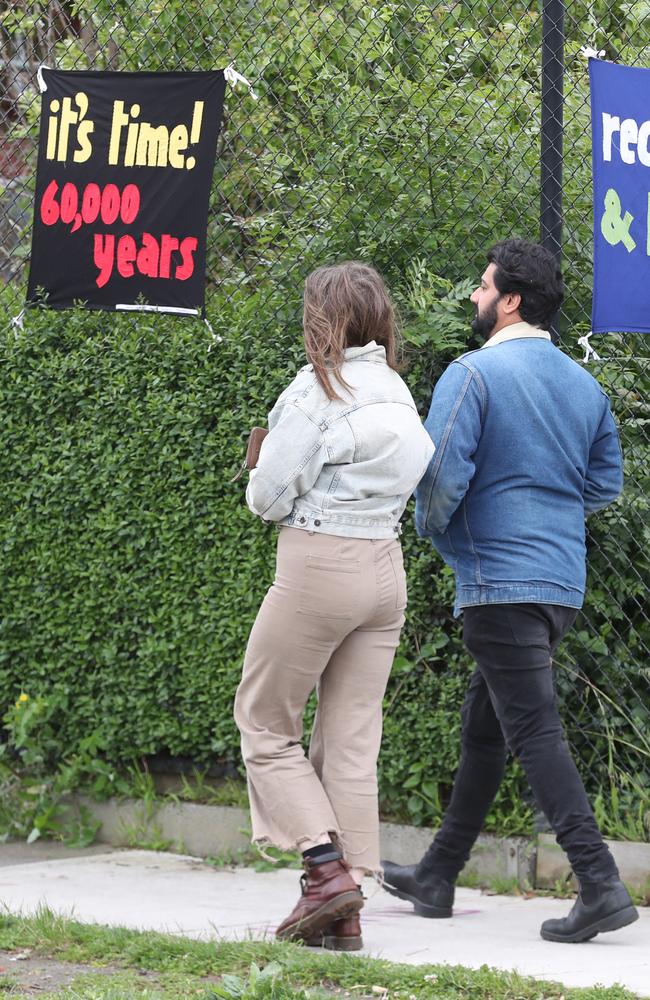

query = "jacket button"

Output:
[[298, 516, 306, 524], [314, 519, 321, 526], [393, 525, 399, 532]]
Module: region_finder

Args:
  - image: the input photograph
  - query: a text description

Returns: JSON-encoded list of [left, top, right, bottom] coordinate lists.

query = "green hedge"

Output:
[[1, 284, 647, 838]]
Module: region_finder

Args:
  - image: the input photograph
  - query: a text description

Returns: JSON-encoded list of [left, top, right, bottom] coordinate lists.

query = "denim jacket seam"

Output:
[[458, 368, 485, 584], [421, 366, 475, 532], [258, 435, 324, 517], [457, 583, 584, 602], [314, 397, 417, 429], [474, 369, 487, 409], [291, 511, 395, 526], [279, 372, 318, 404], [462, 497, 482, 584], [323, 425, 334, 463], [325, 469, 342, 497], [298, 383, 318, 403], [346, 357, 386, 365], [343, 413, 358, 463], [293, 399, 325, 427], [456, 359, 488, 408]]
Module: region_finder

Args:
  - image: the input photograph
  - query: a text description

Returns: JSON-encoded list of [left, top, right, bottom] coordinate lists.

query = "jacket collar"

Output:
[[343, 341, 386, 362], [481, 321, 551, 348]]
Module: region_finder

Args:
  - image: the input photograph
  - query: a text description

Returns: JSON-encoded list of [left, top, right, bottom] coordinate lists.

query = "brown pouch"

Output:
[[230, 426, 268, 483]]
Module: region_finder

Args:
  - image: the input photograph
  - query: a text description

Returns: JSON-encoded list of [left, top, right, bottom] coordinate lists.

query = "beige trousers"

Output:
[[234, 526, 406, 875]]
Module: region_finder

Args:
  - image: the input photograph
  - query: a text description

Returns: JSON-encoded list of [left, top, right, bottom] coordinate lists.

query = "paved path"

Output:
[[0, 848, 647, 995]]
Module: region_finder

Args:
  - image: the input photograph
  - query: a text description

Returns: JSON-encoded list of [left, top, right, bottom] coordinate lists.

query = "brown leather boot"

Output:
[[275, 857, 363, 942], [306, 910, 363, 950]]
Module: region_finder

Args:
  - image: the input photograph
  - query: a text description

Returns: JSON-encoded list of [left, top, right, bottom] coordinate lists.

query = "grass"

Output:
[[205, 842, 301, 872], [175, 775, 250, 810], [0, 908, 642, 1000]]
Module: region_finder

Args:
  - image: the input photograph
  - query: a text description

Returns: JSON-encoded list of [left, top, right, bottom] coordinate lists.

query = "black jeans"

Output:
[[419, 603, 618, 884]]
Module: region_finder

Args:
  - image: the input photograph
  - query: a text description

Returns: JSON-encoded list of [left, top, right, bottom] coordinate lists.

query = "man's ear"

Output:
[[503, 292, 522, 315]]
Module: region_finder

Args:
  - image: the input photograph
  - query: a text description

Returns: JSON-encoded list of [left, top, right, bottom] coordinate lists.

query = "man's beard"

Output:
[[471, 296, 501, 340]]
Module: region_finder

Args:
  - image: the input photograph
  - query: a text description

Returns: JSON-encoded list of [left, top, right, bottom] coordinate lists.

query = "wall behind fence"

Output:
[[1, 1, 648, 839]]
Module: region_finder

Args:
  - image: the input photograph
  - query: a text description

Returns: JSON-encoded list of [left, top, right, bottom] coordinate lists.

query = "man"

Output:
[[382, 238, 638, 943]]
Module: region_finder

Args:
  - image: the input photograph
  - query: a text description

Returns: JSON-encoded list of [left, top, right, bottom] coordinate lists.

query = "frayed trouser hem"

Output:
[[251, 831, 383, 882]]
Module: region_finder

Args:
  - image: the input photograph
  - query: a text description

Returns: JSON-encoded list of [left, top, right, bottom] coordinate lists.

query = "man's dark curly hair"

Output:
[[487, 238, 564, 329]]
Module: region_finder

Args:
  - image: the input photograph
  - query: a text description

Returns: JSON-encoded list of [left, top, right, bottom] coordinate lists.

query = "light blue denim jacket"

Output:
[[247, 342, 435, 538], [415, 327, 624, 615]]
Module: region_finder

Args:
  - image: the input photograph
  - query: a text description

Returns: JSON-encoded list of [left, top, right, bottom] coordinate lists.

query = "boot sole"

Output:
[[305, 933, 363, 951], [276, 891, 363, 942], [540, 904, 639, 943], [383, 880, 452, 918]]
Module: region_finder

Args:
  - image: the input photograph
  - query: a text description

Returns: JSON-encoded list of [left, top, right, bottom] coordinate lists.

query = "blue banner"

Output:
[[590, 58, 650, 333]]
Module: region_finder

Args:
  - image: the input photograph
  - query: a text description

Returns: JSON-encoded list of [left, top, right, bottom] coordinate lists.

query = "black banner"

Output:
[[27, 69, 225, 317]]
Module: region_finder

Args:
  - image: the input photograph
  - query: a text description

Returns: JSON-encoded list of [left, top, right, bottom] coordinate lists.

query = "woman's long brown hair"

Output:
[[302, 261, 401, 400]]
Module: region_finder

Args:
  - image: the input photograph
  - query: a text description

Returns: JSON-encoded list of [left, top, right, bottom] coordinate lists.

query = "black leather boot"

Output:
[[381, 860, 454, 918], [540, 879, 639, 943]]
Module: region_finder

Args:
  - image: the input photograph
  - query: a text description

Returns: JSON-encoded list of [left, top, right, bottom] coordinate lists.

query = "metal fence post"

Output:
[[541, 0, 565, 341]]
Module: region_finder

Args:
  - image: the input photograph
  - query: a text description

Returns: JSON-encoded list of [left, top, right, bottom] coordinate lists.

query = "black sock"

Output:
[[302, 842, 340, 864]]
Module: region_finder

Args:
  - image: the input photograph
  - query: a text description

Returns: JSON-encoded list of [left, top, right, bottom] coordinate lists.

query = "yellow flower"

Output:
[[15, 693, 29, 707]]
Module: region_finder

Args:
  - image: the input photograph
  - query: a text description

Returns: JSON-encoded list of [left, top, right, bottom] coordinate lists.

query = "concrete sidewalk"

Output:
[[0, 848, 647, 996]]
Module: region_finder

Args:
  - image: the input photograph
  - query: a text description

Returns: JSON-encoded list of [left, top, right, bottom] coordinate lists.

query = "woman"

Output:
[[234, 261, 434, 950]]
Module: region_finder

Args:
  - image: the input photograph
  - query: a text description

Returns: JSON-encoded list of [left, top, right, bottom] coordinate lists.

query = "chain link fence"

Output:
[[1, 1, 648, 840]]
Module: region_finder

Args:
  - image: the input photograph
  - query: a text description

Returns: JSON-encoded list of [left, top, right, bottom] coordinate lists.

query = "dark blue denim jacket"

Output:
[[415, 331, 623, 615]]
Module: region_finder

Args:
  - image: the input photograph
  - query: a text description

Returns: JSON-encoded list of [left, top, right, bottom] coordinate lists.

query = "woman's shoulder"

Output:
[[284, 363, 317, 396], [271, 364, 319, 412]]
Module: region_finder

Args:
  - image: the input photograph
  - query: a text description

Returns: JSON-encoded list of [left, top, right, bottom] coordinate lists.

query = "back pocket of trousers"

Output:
[[298, 555, 361, 620]]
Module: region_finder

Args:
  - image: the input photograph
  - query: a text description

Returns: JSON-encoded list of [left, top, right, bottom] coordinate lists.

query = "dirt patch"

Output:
[[0, 949, 155, 994]]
